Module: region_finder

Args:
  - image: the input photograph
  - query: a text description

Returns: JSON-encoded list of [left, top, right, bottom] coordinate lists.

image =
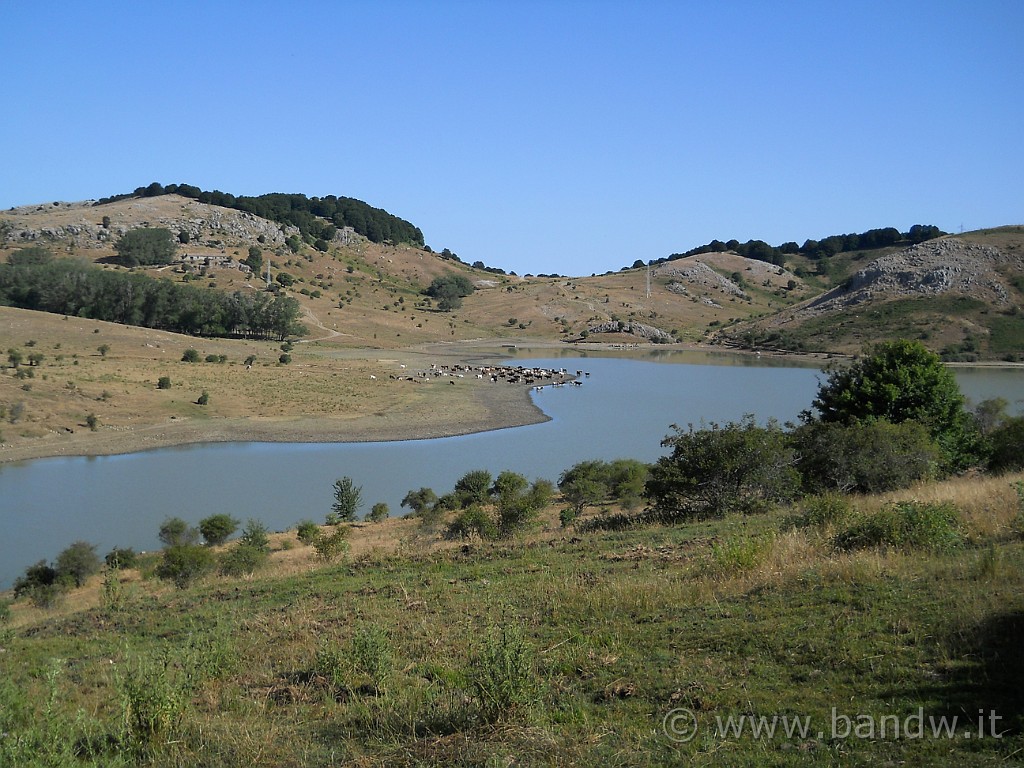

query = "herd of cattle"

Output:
[[379, 363, 590, 389]]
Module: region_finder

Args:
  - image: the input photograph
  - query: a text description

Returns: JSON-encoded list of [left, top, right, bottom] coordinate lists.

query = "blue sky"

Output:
[[2, 0, 1020, 276]]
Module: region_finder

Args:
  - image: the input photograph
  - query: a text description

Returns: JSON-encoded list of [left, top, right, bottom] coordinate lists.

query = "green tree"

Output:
[[181, 348, 200, 363], [7, 348, 23, 368], [54, 541, 101, 587], [558, 460, 611, 519], [12, 560, 63, 607], [329, 477, 362, 523], [159, 516, 199, 547], [113, 227, 177, 267], [367, 502, 389, 522], [401, 487, 438, 516], [199, 514, 240, 546], [425, 273, 475, 311], [239, 519, 270, 552], [808, 339, 978, 470], [645, 416, 800, 520], [243, 246, 263, 273], [453, 469, 493, 507]]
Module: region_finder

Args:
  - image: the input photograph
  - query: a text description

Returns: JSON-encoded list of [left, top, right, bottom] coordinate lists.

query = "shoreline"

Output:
[[2, 339, 1019, 465]]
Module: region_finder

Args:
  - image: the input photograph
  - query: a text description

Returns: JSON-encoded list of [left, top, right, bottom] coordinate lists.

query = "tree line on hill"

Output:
[[94, 182, 425, 249], [649, 224, 946, 270], [0, 248, 304, 340]]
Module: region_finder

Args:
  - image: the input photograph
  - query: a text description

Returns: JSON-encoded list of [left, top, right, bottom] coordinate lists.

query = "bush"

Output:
[[296, 520, 321, 545], [988, 417, 1024, 473], [279, 353, 291, 364], [471, 624, 540, 724], [54, 541, 101, 587], [159, 517, 199, 547], [181, 348, 200, 363], [453, 469, 493, 508], [795, 493, 854, 530], [646, 415, 800, 520], [313, 525, 350, 562], [196, 390, 209, 406], [834, 501, 964, 553], [218, 544, 268, 577], [156, 544, 214, 588], [12, 560, 64, 607], [352, 625, 393, 693], [105, 547, 138, 569], [793, 419, 940, 494], [157, 375, 172, 389], [239, 519, 270, 552], [367, 502, 389, 522], [446, 505, 498, 540], [199, 514, 239, 546]]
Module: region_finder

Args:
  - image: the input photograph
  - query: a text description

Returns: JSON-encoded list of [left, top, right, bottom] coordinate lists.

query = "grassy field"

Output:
[[3, 473, 1022, 766]]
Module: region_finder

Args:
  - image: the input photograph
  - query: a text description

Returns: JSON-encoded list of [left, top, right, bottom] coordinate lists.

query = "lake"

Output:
[[2, 349, 1022, 589]]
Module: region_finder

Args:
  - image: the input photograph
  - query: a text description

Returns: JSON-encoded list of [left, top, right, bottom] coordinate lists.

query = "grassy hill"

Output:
[[2, 194, 1022, 462], [2, 473, 1022, 766]]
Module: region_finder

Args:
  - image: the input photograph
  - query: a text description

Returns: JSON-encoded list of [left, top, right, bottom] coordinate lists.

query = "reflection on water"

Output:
[[1, 352, 1022, 589]]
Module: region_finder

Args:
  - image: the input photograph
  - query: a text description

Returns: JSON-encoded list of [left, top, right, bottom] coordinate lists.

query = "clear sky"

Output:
[[2, 0, 1021, 276]]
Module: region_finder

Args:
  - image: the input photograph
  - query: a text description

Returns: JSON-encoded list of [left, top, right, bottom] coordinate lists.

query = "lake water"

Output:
[[2, 349, 1022, 589]]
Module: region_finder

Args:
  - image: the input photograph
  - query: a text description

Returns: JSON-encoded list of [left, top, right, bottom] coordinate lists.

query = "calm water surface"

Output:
[[1, 350, 1021, 588]]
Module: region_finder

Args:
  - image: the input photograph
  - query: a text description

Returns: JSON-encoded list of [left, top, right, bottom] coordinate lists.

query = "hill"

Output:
[[1, 472, 1022, 765], [716, 228, 1024, 360]]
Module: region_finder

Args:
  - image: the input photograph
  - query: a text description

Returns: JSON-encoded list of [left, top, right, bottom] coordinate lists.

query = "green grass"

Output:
[[2, 500, 1023, 766]]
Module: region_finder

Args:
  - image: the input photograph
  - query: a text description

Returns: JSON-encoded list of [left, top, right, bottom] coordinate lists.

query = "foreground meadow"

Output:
[[2, 473, 1022, 767]]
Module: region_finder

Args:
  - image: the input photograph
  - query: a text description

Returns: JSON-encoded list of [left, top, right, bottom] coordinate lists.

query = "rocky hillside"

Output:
[[4, 193, 1021, 357], [720, 228, 1024, 359]]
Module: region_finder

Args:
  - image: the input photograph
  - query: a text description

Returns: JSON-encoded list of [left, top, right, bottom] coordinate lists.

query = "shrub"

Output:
[[834, 501, 964, 553], [105, 547, 138, 569], [181, 348, 200, 363], [453, 469, 493, 508], [156, 544, 215, 588], [218, 544, 268, 577], [54, 541, 101, 587], [313, 525, 350, 562], [296, 520, 321, 545], [157, 376, 172, 389], [159, 517, 199, 547], [199, 513, 239, 546], [116, 650, 186, 749], [646, 415, 800, 520], [446, 505, 498, 540], [196, 390, 209, 406], [471, 624, 540, 724], [793, 419, 939, 494], [988, 417, 1024, 473], [279, 353, 292, 364], [239, 519, 270, 552], [0, 599, 9, 624], [12, 560, 63, 607], [795, 493, 854, 530], [367, 502, 389, 522], [352, 625, 393, 694], [710, 534, 773, 574]]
